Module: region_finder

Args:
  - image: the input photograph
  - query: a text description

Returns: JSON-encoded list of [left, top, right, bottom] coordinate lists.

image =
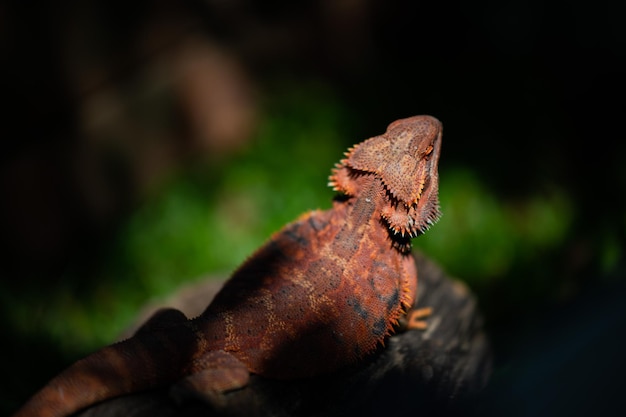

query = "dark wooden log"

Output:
[[79, 253, 491, 417]]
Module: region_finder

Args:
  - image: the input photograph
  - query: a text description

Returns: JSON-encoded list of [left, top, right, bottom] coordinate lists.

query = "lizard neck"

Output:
[[332, 176, 403, 258]]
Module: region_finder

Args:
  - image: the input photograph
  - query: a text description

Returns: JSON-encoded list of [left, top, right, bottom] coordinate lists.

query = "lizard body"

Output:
[[14, 115, 442, 417]]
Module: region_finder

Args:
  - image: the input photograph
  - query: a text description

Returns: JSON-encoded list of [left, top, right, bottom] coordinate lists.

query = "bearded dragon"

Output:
[[14, 115, 442, 417]]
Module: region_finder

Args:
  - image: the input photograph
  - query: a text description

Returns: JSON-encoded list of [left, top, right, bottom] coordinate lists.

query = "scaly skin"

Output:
[[14, 115, 442, 417]]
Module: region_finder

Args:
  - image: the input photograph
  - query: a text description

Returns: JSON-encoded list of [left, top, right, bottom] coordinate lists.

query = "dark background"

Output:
[[2, 1, 625, 416]]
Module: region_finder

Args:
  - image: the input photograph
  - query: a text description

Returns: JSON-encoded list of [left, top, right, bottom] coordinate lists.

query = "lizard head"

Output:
[[329, 115, 442, 237]]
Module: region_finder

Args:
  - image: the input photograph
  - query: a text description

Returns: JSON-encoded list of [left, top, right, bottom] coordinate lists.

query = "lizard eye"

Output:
[[423, 145, 433, 157]]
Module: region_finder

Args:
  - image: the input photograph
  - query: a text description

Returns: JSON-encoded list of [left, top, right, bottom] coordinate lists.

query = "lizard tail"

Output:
[[13, 322, 199, 417]]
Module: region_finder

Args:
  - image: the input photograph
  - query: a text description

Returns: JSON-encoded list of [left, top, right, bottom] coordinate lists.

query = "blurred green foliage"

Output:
[[424, 168, 573, 284]]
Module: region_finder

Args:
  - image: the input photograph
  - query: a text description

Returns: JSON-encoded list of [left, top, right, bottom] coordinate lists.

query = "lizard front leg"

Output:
[[405, 307, 433, 330]]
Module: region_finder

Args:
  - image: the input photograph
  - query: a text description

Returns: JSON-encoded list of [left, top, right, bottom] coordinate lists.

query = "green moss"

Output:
[[417, 168, 573, 286]]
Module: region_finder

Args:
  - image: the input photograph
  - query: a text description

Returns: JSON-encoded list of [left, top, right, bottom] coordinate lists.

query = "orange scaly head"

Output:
[[329, 115, 442, 237]]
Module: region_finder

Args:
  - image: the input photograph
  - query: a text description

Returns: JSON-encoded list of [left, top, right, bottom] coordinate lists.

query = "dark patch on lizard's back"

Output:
[[346, 295, 369, 321], [384, 287, 400, 315], [307, 212, 331, 231], [371, 317, 387, 338], [283, 227, 309, 248]]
